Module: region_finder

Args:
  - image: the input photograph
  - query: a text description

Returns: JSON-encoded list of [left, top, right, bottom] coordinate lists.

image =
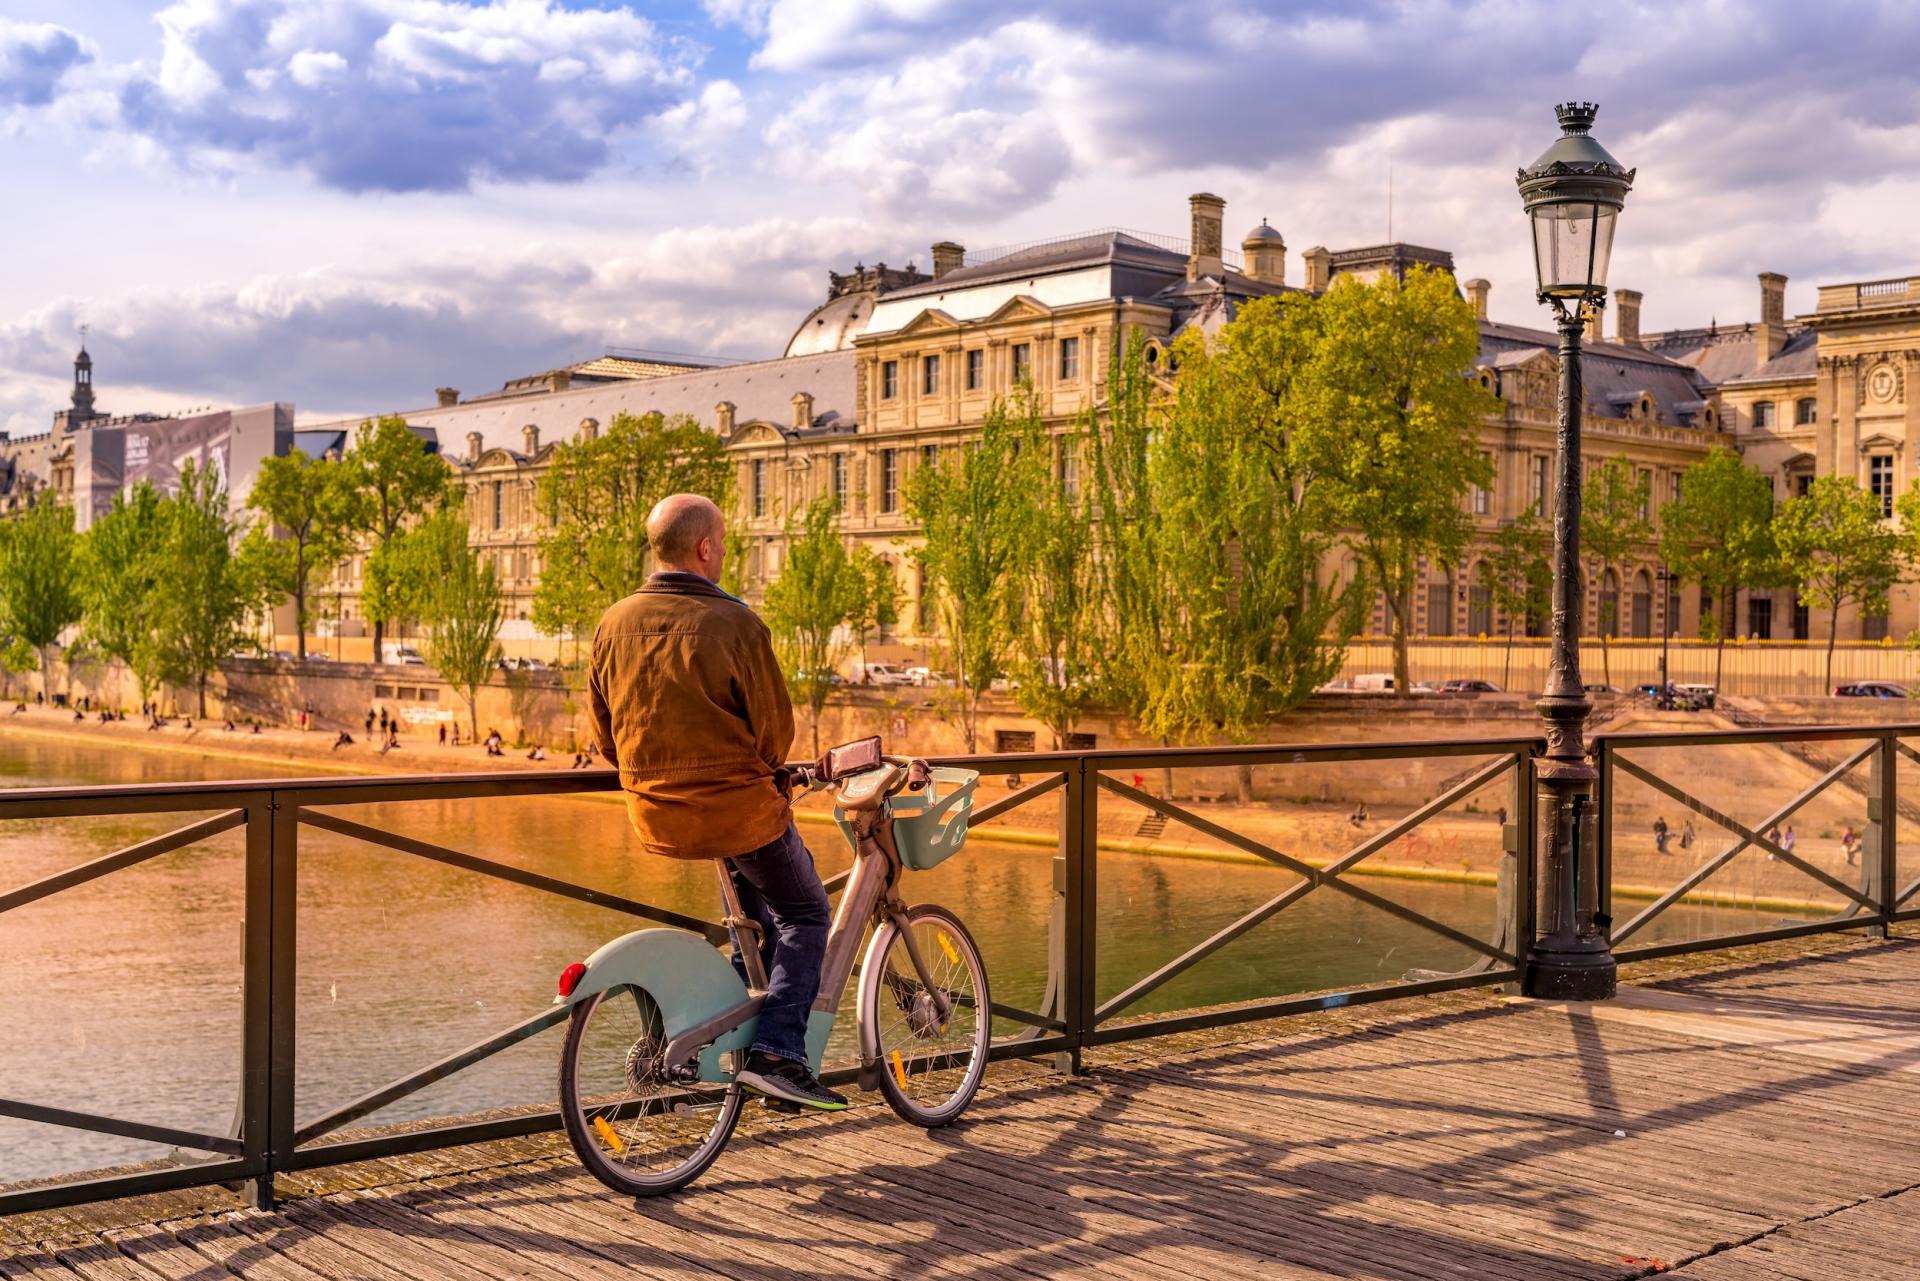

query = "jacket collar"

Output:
[[643, 570, 744, 604]]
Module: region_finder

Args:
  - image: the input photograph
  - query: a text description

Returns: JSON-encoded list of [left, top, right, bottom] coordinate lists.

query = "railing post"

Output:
[[1504, 750, 1536, 995], [1061, 756, 1097, 1072], [1595, 739, 1614, 935], [1868, 737, 1895, 938], [265, 791, 300, 1204], [239, 792, 274, 1209]]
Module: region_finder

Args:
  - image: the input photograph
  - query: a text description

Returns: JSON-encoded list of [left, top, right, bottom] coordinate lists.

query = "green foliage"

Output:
[[344, 416, 450, 658], [1085, 332, 1167, 724], [1580, 455, 1653, 685], [907, 398, 1039, 752], [75, 483, 162, 700], [247, 447, 357, 658], [1486, 513, 1551, 688], [407, 507, 504, 740], [1310, 267, 1497, 692], [0, 499, 83, 698], [532, 411, 734, 638], [1660, 448, 1779, 688], [147, 461, 252, 717], [1006, 414, 1100, 749], [762, 497, 873, 754], [1779, 475, 1905, 688]]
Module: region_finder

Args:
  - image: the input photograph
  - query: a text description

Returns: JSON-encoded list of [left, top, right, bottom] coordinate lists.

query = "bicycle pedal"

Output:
[[761, 1096, 804, 1114]]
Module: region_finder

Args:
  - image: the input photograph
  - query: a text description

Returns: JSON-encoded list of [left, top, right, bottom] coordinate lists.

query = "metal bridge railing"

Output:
[[2, 728, 1912, 1215]]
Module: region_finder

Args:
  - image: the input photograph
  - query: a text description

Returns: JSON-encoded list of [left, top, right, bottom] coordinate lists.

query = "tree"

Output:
[[1778, 476, 1905, 690], [407, 509, 504, 742], [1486, 513, 1551, 691], [344, 416, 450, 664], [75, 483, 163, 706], [1309, 267, 1497, 694], [1007, 418, 1102, 750], [533, 411, 734, 640], [1660, 448, 1778, 691], [762, 497, 868, 754], [148, 461, 252, 717], [247, 447, 356, 659], [0, 638, 36, 701], [1580, 456, 1653, 687], [907, 400, 1038, 753], [846, 547, 899, 676], [0, 499, 83, 699]]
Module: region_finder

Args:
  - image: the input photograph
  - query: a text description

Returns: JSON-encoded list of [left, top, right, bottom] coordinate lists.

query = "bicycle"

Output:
[[552, 735, 986, 1197]]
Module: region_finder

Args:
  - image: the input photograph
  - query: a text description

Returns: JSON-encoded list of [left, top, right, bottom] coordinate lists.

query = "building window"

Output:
[[1059, 441, 1079, 499], [751, 458, 766, 517], [1753, 401, 1775, 429], [1470, 452, 1492, 515], [965, 349, 983, 391], [1599, 570, 1621, 638], [1638, 469, 1652, 520], [1749, 597, 1772, 640], [1468, 565, 1493, 636], [921, 444, 938, 473], [1012, 343, 1031, 383], [1670, 474, 1682, 504], [880, 449, 898, 514], [1791, 591, 1808, 640], [831, 453, 847, 506], [881, 360, 898, 399], [1667, 585, 1682, 637], [1059, 336, 1080, 380], [1795, 397, 1817, 425], [1426, 570, 1454, 637], [1630, 570, 1652, 638], [1864, 612, 1889, 642], [1533, 455, 1551, 516], [923, 354, 940, 396], [1794, 472, 1814, 498], [1870, 454, 1894, 517], [491, 480, 503, 531]]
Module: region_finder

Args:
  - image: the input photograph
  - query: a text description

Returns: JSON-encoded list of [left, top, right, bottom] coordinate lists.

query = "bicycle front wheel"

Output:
[[559, 987, 743, 1197], [859, 904, 991, 1128]]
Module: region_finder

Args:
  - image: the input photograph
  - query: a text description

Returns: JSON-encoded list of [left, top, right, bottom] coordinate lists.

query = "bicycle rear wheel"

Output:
[[559, 987, 742, 1197], [859, 904, 990, 1128]]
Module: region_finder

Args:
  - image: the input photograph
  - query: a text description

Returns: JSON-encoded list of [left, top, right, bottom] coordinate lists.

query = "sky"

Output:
[[2, 0, 1918, 435]]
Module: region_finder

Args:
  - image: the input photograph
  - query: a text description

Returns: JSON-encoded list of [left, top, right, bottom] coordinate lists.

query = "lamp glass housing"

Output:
[[1530, 201, 1616, 301]]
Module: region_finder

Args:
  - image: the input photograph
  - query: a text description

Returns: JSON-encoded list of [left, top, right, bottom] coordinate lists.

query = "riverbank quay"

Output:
[[5, 933, 1918, 1279]]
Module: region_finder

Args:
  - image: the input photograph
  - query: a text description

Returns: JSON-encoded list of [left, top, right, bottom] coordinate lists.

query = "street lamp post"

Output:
[[1657, 565, 1672, 699], [1516, 102, 1634, 1000]]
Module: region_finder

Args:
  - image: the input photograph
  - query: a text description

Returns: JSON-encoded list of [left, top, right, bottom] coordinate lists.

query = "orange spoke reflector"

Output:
[[591, 1116, 626, 1153], [891, 1050, 908, 1088], [936, 931, 959, 964]]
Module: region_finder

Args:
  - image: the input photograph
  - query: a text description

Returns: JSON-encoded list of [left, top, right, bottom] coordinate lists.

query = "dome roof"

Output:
[[1243, 219, 1284, 245], [784, 290, 874, 358]]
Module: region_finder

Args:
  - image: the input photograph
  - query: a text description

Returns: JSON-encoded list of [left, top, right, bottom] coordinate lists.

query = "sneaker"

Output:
[[736, 1052, 848, 1111]]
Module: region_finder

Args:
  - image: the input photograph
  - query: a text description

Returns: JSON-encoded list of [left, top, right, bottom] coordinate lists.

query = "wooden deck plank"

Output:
[[6, 936, 1920, 1280]]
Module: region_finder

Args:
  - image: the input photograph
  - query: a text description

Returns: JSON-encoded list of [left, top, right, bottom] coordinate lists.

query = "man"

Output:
[[587, 493, 842, 1111]]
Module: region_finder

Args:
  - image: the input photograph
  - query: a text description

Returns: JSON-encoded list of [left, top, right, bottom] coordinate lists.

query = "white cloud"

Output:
[[651, 79, 748, 168], [0, 18, 91, 108], [115, 0, 707, 192]]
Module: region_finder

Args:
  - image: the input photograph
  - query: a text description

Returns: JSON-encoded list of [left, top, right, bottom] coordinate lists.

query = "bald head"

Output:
[[647, 493, 727, 581]]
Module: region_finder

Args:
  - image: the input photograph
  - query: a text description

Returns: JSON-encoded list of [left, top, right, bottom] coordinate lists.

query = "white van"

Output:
[[1352, 673, 1397, 692]]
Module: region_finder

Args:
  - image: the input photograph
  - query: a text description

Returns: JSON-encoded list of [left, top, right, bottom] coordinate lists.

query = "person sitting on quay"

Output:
[[10, 703, 24, 715], [1349, 801, 1370, 827], [250, 722, 262, 735], [72, 709, 83, 722], [527, 744, 546, 762], [333, 731, 354, 751], [484, 728, 504, 757], [223, 720, 236, 732]]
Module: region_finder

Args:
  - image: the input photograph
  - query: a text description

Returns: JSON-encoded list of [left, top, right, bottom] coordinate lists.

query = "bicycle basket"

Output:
[[837, 767, 978, 871]]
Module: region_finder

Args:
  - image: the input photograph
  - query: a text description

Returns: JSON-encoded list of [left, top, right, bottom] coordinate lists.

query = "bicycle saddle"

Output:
[[835, 761, 904, 811]]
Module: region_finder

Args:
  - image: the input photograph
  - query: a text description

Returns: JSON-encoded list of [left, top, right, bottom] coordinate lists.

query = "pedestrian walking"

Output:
[[1653, 815, 1670, 854], [1680, 819, 1694, 851], [1841, 825, 1859, 866], [1782, 825, 1797, 857], [438, 723, 447, 746], [365, 710, 375, 735], [378, 707, 389, 733]]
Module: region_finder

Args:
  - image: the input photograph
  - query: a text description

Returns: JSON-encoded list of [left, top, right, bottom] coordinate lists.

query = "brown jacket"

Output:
[[588, 572, 795, 858]]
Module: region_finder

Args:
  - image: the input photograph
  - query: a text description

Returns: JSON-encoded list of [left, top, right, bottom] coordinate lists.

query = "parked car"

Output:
[[382, 644, 426, 666], [1438, 679, 1500, 694], [1409, 680, 1444, 695], [268, 649, 296, 662], [1315, 677, 1357, 693], [906, 667, 955, 687], [1584, 682, 1621, 695], [1352, 673, 1398, 692], [1834, 681, 1910, 698], [303, 652, 331, 663], [855, 662, 915, 687], [1673, 682, 1717, 709]]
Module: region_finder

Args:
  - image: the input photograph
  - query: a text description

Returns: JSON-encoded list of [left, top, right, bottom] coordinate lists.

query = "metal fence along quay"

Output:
[[2, 727, 1917, 1217]]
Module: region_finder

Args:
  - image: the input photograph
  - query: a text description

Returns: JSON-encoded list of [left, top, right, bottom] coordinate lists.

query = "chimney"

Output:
[[792, 391, 814, 431], [1584, 305, 1602, 343], [1303, 246, 1332, 293], [1464, 278, 1490, 321], [436, 387, 460, 408], [931, 242, 964, 280], [1614, 288, 1643, 347], [521, 424, 539, 456], [715, 400, 736, 437], [548, 368, 571, 395], [1186, 192, 1226, 280], [1755, 272, 1788, 358], [465, 431, 482, 463], [577, 416, 599, 443], [1241, 220, 1286, 285]]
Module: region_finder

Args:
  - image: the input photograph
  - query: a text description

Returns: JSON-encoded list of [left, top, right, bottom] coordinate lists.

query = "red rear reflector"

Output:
[[558, 962, 587, 997]]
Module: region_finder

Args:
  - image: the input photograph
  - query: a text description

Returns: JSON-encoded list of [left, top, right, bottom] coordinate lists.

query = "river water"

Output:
[[0, 734, 1770, 1185]]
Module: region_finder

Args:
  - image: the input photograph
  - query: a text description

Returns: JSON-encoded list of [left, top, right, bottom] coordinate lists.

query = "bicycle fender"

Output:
[[563, 928, 756, 1080]]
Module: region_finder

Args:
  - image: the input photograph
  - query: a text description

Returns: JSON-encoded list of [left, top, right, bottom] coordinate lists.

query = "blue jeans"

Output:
[[725, 822, 830, 1064]]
